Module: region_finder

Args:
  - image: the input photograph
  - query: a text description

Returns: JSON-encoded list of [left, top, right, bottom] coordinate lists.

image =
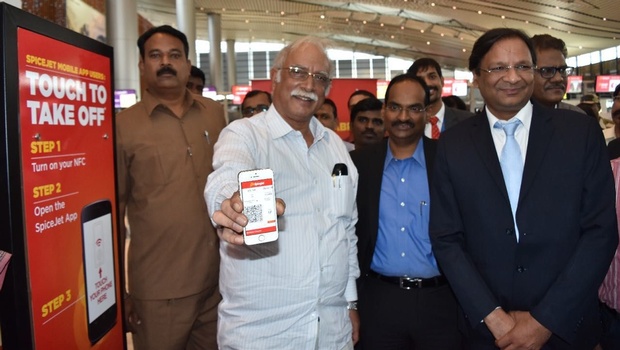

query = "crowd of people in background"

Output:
[[119, 24, 620, 350]]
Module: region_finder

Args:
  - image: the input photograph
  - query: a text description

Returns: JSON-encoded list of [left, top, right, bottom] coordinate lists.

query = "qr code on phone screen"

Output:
[[245, 204, 263, 223]]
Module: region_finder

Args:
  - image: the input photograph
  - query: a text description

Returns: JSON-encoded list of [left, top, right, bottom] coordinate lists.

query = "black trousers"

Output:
[[358, 275, 464, 350]]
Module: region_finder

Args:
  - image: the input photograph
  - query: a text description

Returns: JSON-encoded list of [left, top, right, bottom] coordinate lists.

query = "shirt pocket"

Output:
[[131, 143, 185, 187], [330, 175, 355, 218]]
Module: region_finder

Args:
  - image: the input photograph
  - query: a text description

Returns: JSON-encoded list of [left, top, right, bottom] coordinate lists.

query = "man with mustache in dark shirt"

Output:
[[116, 25, 225, 350], [530, 34, 584, 114]]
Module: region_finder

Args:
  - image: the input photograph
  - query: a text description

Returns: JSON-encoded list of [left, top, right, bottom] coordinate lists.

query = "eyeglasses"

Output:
[[242, 104, 269, 117], [385, 103, 426, 116], [536, 66, 574, 79], [478, 65, 536, 75], [281, 66, 331, 86]]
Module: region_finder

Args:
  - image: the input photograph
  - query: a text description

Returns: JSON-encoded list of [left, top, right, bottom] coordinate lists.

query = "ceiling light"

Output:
[[501, 15, 505, 19], [462, 48, 467, 52], [320, 13, 325, 19], [391, 35, 395, 39], [363, 20, 367, 24], [426, 41, 430, 45], [241, 8, 245, 12], [478, 11, 482, 14], [431, 2, 435, 6], [440, 33, 444, 37], [452, 6, 457, 10], [401, 26, 405, 30], [281, 11, 285, 15], [245, 19, 249, 23], [380, 23, 384, 27], [281, 22, 285, 25], [420, 29, 425, 33]]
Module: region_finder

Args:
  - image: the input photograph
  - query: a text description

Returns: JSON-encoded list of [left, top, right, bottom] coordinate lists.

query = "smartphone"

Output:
[[238, 169, 279, 245], [81, 199, 117, 344]]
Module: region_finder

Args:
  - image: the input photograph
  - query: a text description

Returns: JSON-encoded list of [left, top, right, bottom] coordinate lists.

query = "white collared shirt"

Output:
[[205, 107, 360, 350], [486, 101, 533, 164], [424, 102, 446, 138]]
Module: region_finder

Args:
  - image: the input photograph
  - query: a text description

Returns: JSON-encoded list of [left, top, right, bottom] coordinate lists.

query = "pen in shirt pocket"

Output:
[[420, 200, 427, 217], [204, 130, 210, 144], [331, 163, 348, 188]]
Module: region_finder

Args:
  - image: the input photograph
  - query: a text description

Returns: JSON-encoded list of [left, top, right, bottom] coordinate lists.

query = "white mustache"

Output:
[[291, 88, 318, 102]]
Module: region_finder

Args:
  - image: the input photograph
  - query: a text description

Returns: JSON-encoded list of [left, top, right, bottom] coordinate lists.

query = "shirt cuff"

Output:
[[344, 277, 358, 302]]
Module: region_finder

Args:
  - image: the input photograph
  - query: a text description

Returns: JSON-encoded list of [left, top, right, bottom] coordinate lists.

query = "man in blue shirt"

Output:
[[350, 74, 462, 349]]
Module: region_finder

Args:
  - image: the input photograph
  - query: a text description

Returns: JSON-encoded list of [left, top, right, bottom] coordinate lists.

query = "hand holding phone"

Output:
[[238, 169, 279, 245]]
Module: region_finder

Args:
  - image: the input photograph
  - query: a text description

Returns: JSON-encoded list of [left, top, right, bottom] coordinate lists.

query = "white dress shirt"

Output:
[[205, 107, 360, 350], [486, 101, 533, 164], [424, 102, 446, 139]]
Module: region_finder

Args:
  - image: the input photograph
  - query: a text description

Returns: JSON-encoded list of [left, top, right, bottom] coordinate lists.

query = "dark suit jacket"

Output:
[[443, 106, 473, 132], [350, 137, 437, 278], [608, 137, 620, 160], [430, 102, 617, 348]]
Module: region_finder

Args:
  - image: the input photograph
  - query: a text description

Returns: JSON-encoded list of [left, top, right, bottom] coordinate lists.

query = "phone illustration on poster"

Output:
[[81, 200, 117, 344]]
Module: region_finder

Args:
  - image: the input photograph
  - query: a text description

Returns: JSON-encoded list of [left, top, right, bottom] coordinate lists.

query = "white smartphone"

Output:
[[238, 168, 279, 245]]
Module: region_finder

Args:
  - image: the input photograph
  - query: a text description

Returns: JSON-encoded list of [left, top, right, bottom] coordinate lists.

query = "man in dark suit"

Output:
[[407, 58, 473, 139], [430, 28, 617, 349], [606, 84, 620, 159], [351, 74, 461, 349]]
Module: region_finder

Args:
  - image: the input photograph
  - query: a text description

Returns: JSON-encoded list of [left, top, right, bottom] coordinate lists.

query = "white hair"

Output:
[[272, 36, 335, 76], [273, 37, 333, 94]]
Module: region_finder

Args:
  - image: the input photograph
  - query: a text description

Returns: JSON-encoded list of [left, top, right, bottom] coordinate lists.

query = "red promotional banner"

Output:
[[595, 75, 620, 93], [16, 28, 123, 349], [232, 85, 252, 105], [567, 76, 583, 94], [442, 79, 469, 97]]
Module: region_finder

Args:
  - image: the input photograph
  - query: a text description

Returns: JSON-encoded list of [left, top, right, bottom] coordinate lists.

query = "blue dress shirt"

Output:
[[370, 141, 440, 278]]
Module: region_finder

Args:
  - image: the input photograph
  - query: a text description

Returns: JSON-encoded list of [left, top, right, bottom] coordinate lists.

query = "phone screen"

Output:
[[81, 200, 117, 344], [239, 169, 278, 244]]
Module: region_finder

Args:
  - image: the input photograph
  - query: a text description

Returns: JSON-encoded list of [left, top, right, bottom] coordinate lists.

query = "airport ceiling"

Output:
[[136, 0, 620, 70]]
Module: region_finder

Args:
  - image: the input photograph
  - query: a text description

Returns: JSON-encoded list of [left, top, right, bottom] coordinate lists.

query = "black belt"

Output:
[[368, 270, 447, 289]]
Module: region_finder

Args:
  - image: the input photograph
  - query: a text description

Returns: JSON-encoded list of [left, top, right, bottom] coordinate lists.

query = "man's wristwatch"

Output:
[[347, 301, 358, 311]]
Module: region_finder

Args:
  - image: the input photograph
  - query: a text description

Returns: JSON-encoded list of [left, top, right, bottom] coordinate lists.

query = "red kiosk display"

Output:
[[0, 4, 125, 349]]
